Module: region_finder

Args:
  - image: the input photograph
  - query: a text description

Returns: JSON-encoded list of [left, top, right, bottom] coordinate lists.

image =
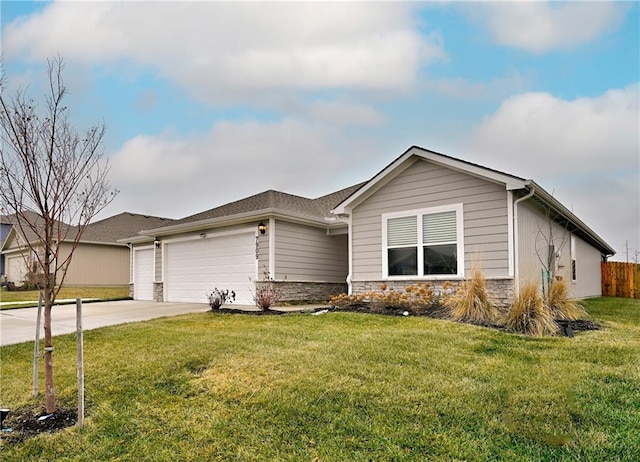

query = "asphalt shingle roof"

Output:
[[81, 212, 174, 243], [1, 211, 173, 246], [161, 183, 365, 229]]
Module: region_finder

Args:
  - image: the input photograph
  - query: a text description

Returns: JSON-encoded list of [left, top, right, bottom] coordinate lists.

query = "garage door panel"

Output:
[[7, 255, 28, 285], [165, 232, 255, 304]]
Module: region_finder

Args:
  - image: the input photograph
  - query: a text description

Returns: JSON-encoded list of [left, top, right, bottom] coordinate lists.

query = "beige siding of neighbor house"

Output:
[[517, 202, 602, 298], [273, 220, 348, 282], [58, 243, 129, 286], [351, 158, 511, 281]]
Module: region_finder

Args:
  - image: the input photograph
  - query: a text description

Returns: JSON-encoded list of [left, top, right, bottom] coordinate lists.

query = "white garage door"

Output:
[[7, 255, 27, 285], [165, 232, 255, 304], [133, 248, 154, 301]]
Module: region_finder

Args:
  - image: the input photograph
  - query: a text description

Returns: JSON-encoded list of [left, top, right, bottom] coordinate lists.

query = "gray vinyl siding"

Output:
[[351, 159, 510, 280], [59, 243, 129, 286], [257, 232, 269, 278], [154, 244, 162, 281], [517, 202, 602, 298], [273, 220, 348, 282], [572, 237, 603, 298]]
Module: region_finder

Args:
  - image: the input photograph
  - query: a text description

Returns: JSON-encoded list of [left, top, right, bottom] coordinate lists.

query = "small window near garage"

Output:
[[570, 235, 577, 282], [383, 204, 463, 279]]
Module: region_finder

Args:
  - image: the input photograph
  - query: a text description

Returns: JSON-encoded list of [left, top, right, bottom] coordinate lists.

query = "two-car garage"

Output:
[[132, 229, 257, 305]]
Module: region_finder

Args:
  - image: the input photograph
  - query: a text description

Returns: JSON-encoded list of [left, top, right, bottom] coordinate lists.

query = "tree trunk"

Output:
[[43, 292, 56, 413]]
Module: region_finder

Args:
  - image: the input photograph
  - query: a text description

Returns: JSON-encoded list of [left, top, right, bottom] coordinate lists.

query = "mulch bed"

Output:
[[210, 304, 602, 334], [332, 303, 601, 334], [0, 405, 78, 446], [212, 308, 288, 315]]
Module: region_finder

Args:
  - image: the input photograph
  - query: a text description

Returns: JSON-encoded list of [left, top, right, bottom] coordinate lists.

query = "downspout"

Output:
[[334, 213, 352, 295], [513, 186, 535, 295]]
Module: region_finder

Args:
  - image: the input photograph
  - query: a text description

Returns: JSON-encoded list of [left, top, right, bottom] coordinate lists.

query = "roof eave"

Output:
[[333, 146, 527, 215], [122, 208, 343, 241], [525, 180, 616, 256]]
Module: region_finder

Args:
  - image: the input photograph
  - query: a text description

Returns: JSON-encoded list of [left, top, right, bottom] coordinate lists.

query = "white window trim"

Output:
[[382, 203, 464, 280]]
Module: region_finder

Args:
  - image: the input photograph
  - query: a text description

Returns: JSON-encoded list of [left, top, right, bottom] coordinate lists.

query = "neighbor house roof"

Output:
[[81, 212, 174, 245], [127, 183, 365, 241], [333, 145, 615, 256], [1, 211, 173, 251], [0, 211, 72, 250]]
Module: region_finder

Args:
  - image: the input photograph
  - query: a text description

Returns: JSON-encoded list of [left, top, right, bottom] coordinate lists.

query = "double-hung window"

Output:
[[383, 204, 464, 279]]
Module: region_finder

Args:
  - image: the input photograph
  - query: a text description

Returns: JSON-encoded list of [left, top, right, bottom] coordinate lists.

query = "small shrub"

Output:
[[252, 271, 284, 311], [547, 279, 587, 321], [330, 293, 367, 309], [208, 288, 235, 310], [503, 283, 558, 337], [254, 283, 280, 311], [330, 283, 438, 315], [444, 269, 497, 325]]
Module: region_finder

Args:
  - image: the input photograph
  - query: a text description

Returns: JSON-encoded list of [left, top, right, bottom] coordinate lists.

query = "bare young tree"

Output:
[[534, 206, 569, 300], [0, 57, 117, 413]]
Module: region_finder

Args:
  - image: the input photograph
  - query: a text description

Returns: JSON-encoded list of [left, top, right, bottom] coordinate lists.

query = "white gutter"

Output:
[[513, 186, 535, 294]]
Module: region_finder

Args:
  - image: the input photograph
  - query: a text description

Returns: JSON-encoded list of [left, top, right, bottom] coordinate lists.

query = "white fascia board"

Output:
[[332, 146, 527, 216], [413, 149, 526, 190], [332, 152, 418, 215], [134, 208, 333, 239], [528, 180, 615, 256]]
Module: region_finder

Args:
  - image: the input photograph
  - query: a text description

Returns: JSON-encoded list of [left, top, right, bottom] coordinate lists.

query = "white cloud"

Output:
[[305, 100, 387, 126], [4, 2, 444, 103], [469, 85, 639, 178], [422, 73, 527, 100], [106, 118, 380, 220], [467, 84, 640, 259], [467, 2, 628, 53]]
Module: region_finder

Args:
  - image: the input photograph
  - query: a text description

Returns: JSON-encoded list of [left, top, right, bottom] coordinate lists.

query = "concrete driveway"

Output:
[[0, 300, 212, 346]]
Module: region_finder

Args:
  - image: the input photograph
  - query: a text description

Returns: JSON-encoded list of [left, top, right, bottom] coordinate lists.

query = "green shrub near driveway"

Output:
[[0, 297, 638, 461]]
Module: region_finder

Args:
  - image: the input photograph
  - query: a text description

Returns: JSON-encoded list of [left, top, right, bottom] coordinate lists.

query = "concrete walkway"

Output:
[[0, 300, 326, 346]]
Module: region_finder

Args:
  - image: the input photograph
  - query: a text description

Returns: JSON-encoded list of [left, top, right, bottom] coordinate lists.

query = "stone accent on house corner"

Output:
[[129, 283, 134, 299], [153, 282, 164, 302], [256, 281, 348, 303], [351, 278, 515, 311]]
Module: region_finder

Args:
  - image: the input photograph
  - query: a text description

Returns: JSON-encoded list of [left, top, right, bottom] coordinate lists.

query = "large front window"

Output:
[[384, 205, 463, 278]]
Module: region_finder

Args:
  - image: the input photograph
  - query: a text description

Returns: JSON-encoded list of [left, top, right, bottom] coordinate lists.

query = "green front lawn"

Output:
[[1, 297, 638, 461], [0, 286, 130, 309]]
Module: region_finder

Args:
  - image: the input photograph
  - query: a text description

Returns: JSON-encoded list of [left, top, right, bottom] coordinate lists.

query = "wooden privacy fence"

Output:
[[601, 262, 640, 299]]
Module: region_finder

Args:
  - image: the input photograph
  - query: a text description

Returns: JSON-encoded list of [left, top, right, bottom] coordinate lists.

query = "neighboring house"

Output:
[[1, 212, 173, 287], [0, 216, 13, 282], [126, 146, 614, 306]]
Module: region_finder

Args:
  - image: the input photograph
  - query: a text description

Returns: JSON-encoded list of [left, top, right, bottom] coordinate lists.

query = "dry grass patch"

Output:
[[504, 283, 558, 336], [547, 279, 587, 321], [444, 269, 498, 325]]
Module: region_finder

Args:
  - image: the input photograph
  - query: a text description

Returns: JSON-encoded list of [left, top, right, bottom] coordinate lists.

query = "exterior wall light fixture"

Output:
[[154, 237, 160, 248], [258, 221, 267, 235]]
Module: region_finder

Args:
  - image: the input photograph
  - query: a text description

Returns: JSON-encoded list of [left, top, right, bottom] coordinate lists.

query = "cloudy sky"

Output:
[[2, 1, 638, 261]]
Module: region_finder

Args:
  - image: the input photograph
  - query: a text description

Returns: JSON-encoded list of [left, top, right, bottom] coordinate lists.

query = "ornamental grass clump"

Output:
[[444, 269, 497, 325], [547, 278, 587, 321], [504, 283, 558, 337]]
